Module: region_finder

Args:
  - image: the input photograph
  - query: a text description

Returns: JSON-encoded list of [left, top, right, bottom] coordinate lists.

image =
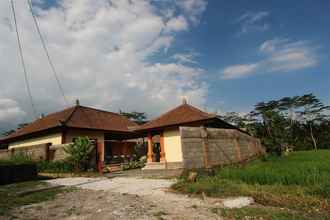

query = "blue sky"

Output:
[[0, 0, 329, 132], [168, 0, 330, 112]]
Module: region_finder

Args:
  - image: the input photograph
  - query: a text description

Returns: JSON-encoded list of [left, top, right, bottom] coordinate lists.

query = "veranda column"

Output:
[[160, 131, 166, 162], [147, 133, 153, 162], [97, 141, 105, 173]]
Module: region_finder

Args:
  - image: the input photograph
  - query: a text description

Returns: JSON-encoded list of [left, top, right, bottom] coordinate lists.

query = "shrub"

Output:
[[64, 137, 94, 172], [0, 152, 33, 165], [37, 160, 74, 173]]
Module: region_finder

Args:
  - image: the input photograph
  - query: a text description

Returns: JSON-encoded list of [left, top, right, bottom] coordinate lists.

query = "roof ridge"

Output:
[[61, 105, 79, 125], [148, 103, 212, 123], [77, 105, 137, 124]]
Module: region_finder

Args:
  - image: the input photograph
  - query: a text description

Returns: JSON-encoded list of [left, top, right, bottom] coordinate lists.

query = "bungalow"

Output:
[[1, 99, 259, 172], [1, 104, 139, 167]]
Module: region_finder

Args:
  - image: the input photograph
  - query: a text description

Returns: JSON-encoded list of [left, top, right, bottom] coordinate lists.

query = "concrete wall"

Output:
[[9, 133, 62, 149], [180, 127, 265, 169], [164, 128, 183, 163]]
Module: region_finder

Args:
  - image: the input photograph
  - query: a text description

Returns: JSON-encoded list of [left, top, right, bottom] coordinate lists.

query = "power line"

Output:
[[27, 0, 69, 106], [10, 0, 38, 119]]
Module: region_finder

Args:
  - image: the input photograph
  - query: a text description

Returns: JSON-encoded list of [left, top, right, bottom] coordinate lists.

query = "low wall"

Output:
[[12, 143, 50, 161], [0, 163, 37, 185], [0, 144, 51, 161], [0, 149, 11, 160], [180, 127, 265, 169], [49, 144, 71, 161]]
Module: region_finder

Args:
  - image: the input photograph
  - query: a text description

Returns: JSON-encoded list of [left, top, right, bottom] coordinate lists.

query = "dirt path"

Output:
[[9, 177, 223, 220]]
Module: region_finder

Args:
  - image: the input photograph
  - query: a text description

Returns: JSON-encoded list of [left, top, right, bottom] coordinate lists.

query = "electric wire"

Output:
[[10, 0, 38, 118], [27, 0, 69, 106]]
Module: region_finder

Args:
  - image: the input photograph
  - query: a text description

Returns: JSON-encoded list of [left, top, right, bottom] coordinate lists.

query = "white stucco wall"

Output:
[[9, 133, 62, 149], [164, 128, 183, 162]]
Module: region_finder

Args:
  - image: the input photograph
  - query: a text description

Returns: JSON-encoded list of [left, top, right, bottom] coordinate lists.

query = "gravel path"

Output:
[[10, 177, 225, 220]]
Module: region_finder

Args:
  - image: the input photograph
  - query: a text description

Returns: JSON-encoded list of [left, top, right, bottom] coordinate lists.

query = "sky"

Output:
[[0, 0, 329, 133]]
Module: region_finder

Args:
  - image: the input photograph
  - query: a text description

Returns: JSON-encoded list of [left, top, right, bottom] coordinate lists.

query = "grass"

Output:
[[215, 206, 329, 220], [0, 180, 69, 217], [173, 150, 330, 219], [217, 150, 330, 186]]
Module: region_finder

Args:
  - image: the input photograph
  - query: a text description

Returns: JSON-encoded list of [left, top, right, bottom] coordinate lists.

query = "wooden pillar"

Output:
[[97, 141, 104, 173], [160, 132, 166, 162], [147, 133, 153, 162]]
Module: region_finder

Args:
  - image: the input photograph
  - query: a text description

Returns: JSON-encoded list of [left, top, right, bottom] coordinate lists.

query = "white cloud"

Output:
[[165, 15, 188, 32], [222, 64, 259, 79], [0, 0, 208, 131], [171, 51, 199, 64], [236, 11, 270, 34], [0, 98, 26, 124], [221, 38, 318, 79], [176, 0, 207, 25]]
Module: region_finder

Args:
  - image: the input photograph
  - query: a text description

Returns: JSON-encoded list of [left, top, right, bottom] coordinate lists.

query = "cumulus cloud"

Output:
[[236, 11, 270, 34], [165, 15, 188, 32], [0, 98, 26, 127], [0, 0, 208, 132], [221, 38, 318, 79]]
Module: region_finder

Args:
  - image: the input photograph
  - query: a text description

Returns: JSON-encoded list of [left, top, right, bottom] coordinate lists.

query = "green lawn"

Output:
[[0, 180, 69, 217], [173, 150, 330, 220]]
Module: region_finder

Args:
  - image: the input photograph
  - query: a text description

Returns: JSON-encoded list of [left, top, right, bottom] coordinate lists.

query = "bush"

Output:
[[0, 152, 33, 166], [122, 156, 147, 170], [37, 160, 74, 173], [64, 137, 94, 172]]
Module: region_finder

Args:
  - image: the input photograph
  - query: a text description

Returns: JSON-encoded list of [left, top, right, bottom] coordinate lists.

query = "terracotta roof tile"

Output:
[[137, 103, 216, 131], [2, 105, 137, 142]]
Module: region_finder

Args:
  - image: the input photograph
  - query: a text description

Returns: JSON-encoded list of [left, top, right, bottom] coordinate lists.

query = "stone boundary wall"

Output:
[[12, 144, 51, 161], [0, 144, 51, 161], [180, 127, 265, 169], [0, 149, 11, 160], [49, 143, 71, 161]]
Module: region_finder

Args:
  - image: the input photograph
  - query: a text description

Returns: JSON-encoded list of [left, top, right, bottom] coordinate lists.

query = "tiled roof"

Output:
[[137, 103, 217, 131], [2, 105, 137, 142]]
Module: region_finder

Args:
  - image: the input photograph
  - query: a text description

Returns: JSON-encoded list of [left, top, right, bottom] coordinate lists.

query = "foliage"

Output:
[[0, 152, 33, 165], [220, 93, 330, 153], [64, 137, 94, 172], [119, 110, 147, 124], [2, 123, 30, 137], [173, 151, 330, 218], [37, 160, 74, 173], [122, 156, 147, 170]]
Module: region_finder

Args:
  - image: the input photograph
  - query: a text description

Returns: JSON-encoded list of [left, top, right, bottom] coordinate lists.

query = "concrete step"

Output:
[[142, 162, 166, 170]]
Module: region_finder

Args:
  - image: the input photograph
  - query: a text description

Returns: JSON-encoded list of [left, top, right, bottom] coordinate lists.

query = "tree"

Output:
[[119, 110, 147, 124], [295, 94, 330, 151], [64, 137, 94, 172], [220, 112, 247, 128], [2, 123, 30, 137], [237, 93, 330, 154]]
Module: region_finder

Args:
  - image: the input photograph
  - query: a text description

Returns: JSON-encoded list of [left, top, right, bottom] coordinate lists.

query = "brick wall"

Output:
[[180, 127, 265, 169]]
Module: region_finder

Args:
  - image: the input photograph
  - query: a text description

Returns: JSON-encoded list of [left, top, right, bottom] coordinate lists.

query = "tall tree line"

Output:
[[220, 94, 330, 155]]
